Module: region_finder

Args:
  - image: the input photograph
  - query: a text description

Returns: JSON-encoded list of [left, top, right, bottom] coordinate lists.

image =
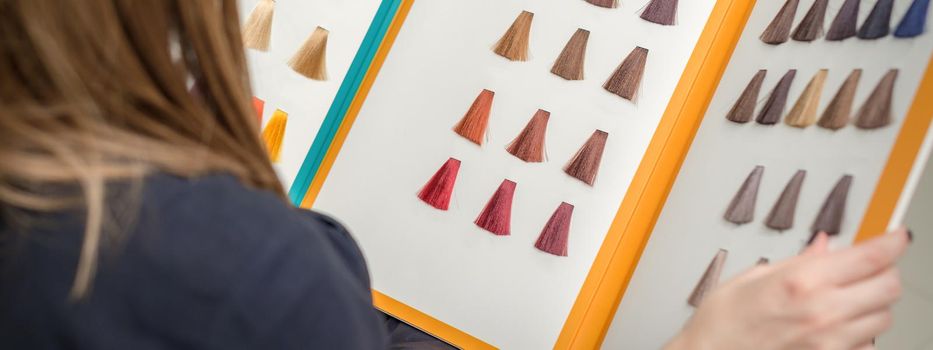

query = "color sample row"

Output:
[[726, 69, 898, 130], [453, 89, 609, 186], [417, 158, 576, 257], [724, 166, 853, 238], [583, 0, 680, 26], [492, 11, 650, 101], [762, 0, 929, 45], [242, 0, 331, 81]]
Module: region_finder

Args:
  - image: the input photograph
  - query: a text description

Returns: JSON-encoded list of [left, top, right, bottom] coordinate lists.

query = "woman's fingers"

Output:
[[811, 229, 910, 286], [834, 309, 893, 349], [817, 268, 902, 322]]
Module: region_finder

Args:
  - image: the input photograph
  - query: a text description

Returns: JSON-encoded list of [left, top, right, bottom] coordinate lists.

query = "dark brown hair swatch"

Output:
[[551, 28, 590, 81], [493, 11, 534, 61], [453, 89, 495, 145], [818, 69, 862, 130], [761, 0, 800, 45], [475, 179, 517, 236], [726, 70, 767, 124], [641, 0, 679, 26], [565, 130, 609, 186], [855, 69, 898, 130], [688, 249, 728, 307], [858, 0, 895, 39], [765, 170, 806, 231], [585, 0, 619, 9], [811, 175, 853, 235], [826, 0, 860, 41], [792, 0, 829, 41], [417, 158, 461, 211], [757, 257, 770, 265], [506, 109, 550, 163], [534, 202, 574, 257], [724, 166, 764, 225], [603, 47, 649, 101], [785, 69, 828, 128], [756, 70, 797, 125]]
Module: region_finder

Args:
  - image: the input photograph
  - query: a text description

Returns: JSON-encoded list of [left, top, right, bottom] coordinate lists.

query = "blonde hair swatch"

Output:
[[242, 0, 275, 51], [761, 0, 800, 45], [792, 0, 829, 42], [603, 47, 649, 101], [493, 11, 534, 61], [261, 109, 288, 163], [818, 69, 862, 130], [785, 69, 828, 128], [288, 26, 329, 81], [551, 28, 590, 81], [855, 69, 898, 130], [726, 70, 767, 123]]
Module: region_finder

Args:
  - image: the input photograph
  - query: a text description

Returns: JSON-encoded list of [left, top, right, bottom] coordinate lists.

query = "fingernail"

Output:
[[907, 230, 914, 243]]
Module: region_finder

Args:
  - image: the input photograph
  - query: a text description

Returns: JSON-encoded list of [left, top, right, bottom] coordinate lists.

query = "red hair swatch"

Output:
[[506, 109, 550, 162], [475, 179, 517, 236], [453, 89, 495, 145], [417, 158, 461, 210], [534, 202, 574, 257], [252, 96, 265, 124], [565, 130, 608, 186]]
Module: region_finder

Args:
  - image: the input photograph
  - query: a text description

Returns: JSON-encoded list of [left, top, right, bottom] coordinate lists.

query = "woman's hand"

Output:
[[666, 228, 911, 350]]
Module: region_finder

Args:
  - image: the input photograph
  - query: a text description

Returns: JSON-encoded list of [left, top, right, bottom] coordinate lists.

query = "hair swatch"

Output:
[[826, 0, 860, 40], [765, 170, 806, 231], [792, 0, 829, 41], [565, 130, 609, 186], [535, 202, 575, 257], [688, 249, 728, 307], [252, 96, 265, 123], [603, 47, 649, 101], [493, 11, 534, 61], [724, 166, 764, 225], [551, 28, 590, 81], [641, 0, 679, 26], [261, 109, 287, 163], [818, 69, 862, 130], [858, 0, 894, 39], [756, 70, 797, 125], [417, 158, 462, 211], [585, 0, 619, 9], [757, 257, 770, 265], [288, 26, 329, 81], [453, 89, 495, 145], [895, 0, 931, 38], [811, 175, 853, 235], [785, 69, 829, 128], [242, 0, 275, 51], [855, 69, 898, 130], [475, 180, 517, 236], [506, 109, 550, 162], [726, 70, 767, 123], [761, 0, 800, 45]]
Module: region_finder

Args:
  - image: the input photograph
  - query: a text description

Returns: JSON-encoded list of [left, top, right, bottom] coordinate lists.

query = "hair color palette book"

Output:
[[280, 0, 933, 349]]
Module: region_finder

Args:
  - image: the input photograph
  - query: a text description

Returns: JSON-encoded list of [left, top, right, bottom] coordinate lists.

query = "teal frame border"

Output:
[[288, 0, 403, 205]]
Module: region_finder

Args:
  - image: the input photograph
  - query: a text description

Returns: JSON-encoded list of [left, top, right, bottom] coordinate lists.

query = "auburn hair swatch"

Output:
[[242, 0, 275, 51], [289, 26, 330, 81], [417, 158, 462, 211], [261, 109, 288, 163], [688, 249, 728, 307], [724, 166, 764, 225], [565, 130, 609, 186], [603, 47, 649, 101], [534, 202, 575, 257], [756, 70, 797, 125], [765, 170, 806, 231], [858, 0, 895, 39], [584, 0, 619, 9], [855, 69, 898, 130], [761, 0, 800, 45], [785, 69, 828, 128], [792, 0, 829, 42], [826, 0, 860, 41], [726, 70, 767, 124], [506, 109, 550, 163], [641, 0, 679, 26], [811, 175, 853, 235], [818, 69, 862, 130], [475, 179, 517, 236], [252, 96, 265, 124], [453, 89, 496, 145], [493, 11, 534, 61], [895, 0, 931, 38], [551, 28, 590, 81]]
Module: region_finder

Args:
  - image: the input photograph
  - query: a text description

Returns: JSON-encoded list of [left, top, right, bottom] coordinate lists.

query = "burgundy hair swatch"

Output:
[[506, 109, 550, 163], [453, 89, 495, 145], [724, 166, 764, 225], [811, 175, 853, 235], [417, 158, 462, 210], [534, 202, 575, 257], [475, 179, 517, 236], [761, 0, 801, 45], [565, 130, 609, 186], [765, 170, 806, 231], [726, 70, 767, 123], [756, 70, 797, 125], [688, 249, 728, 307], [641, 0, 679, 26]]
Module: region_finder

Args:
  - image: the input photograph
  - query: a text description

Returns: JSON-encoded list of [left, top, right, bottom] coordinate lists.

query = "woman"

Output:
[[0, 1, 910, 349]]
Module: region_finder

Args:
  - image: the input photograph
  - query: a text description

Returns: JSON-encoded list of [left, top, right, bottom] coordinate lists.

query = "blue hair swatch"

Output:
[[858, 0, 894, 39], [894, 0, 931, 38]]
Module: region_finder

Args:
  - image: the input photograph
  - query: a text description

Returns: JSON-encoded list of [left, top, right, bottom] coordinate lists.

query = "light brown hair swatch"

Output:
[[288, 26, 329, 81], [565, 130, 608, 186], [261, 109, 288, 163], [792, 0, 829, 41], [688, 249, 728, 307], [765, 170, 806, 231], [811, 175, 853, 235], [242, 0, 275, 51], [603, 47, 649, 101], [724, 165, 764, 225], [641, 0, 679, 26], [826, 0, 860, 41], [855, 69, 898, 130], [493, 11, 534, 61], [818, 69, 862, 130], [585, 0, 619, 9], [756, 70, 797, 125], [551, 28, 590, 81], [726, 70, 767, 124], [761, 0, 801, 45], [453, 89, 496, 145], [785, 69, 829, 128], [506, 109, 550, 162]]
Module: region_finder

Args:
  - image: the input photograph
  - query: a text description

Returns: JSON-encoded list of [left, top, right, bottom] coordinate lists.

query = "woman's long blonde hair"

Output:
[[0, 0, 283, 299]]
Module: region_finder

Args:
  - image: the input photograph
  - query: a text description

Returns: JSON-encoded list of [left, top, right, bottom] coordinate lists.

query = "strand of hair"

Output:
[[811, 175, 853, 235], [551, 28, 590, 81], [724, 166, 764, 225], [564, 130, 608, 186], [506, 109, 550, 162], [765, 170, 806, 231], [826, 0, 860, 41], [453, 89, 496, 145], [688, 249, 728, 307], [760, 0, 800, 45], [785, 69, 829, 128], [242, 0, 275, 51], [641, 0, 679, 26], [603, 46, 649, 101], [534, 202, 574, 256], [260, 109, 288, 163], [858, 0, 894, 39], [854, 69, 897, 130], [288, 26, 329, 81], [417, 158, 462, 211], [817, 69, 862, 130], [726, 70, 767, 124], [475, 179, 517, 236], [894, 0, 931, 38], [584, 0, 619, 9], [493, 11, 534, 61], [756, 70, 797, 125], [792, 0, 828, 41]]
